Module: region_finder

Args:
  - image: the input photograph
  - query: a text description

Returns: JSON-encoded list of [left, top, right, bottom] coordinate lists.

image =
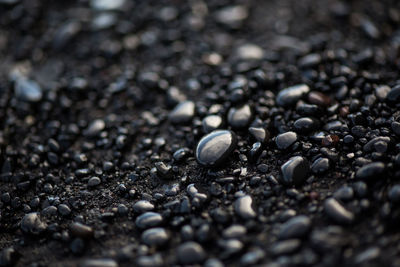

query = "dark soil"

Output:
[[1, 0, 400, 266]]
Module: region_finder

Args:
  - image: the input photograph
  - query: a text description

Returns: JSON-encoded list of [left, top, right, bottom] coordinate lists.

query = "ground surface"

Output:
[[1, 0, 400, 266]]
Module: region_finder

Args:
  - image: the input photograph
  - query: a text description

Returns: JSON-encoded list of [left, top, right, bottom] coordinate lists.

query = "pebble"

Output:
[[215, 5, 248, 27], [169, 101, 195, 124], [386, 84, 400, 102], [222, 225, 247, 239], [227, 105, 252, 128], [280, 156, 310, 186], [363, 137, 390, 152], [141, 227, 169, 246], [70, 222, 94, 239], [14, 78, 43, 102], [91, 0, 125, 10], [88, 176, 101, 187], [270, 239, 301, 256], [133, 200, 155, 213], [278, 215, 312, 240], [20, 212, 47, 235], [355, 162, 385, 181], [202, 115, 223, 133], [196, 130, 237, 167], [177, 241, 206, 265], [80, 259, 118, 267], [276, 131, 297, 149], [0, 247, 19, 266], [324, 198, 354, 224], [236, 44, 264, 60], [85, 119, 105, 136], [135, 212, 163, 229], [249, 127, 270, 143], [311, 158, 330, 173], [388, 185, 400, 203], [234, 195, 256, 219], [293, 117, 318, 134], [276, 84, 310, 106]]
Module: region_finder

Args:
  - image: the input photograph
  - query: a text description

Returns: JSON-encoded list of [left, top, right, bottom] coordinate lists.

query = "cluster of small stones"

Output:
[[1, 0, 400, 266]]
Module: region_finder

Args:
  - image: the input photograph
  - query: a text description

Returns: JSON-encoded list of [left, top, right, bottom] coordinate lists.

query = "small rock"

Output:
[[311, 158, 330, 173], [70, 222, 94, 239], [276, 131, 297, 149], [202, 115, 223, 133], [324, 198, 354, 224], [280, 156, 310, 186], [227, 105, 252, 128], [141, 227, 169, 246], [355, 162, 385, 181], [196, 130, 237, 167], [234, 195, 256, 219], [169, 101, 195, 124], [278, 215, 312, 240], [276, 84, 310, 106], [135, 212, 163, 229], [177, 241, 206, 265], [20, 212, 47, 235]]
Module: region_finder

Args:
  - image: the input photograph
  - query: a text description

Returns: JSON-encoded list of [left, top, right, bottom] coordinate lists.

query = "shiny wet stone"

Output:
[[169, 101, 195, 124], [281, 156, 310, 186], [196, 130, 237, 167], [227, 104, 252, 128], [276, 131, 297, 149], [276, 84, 310, 106]]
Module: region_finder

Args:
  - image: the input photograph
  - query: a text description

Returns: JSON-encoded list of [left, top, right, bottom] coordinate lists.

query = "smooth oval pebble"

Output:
[[141, 227, 169, 246], [278, 215, 311, 240], [202, 115, 223, 133], [249, 127, 270, 143], [196, 130, 237, 167], [280, 156, 310, 186], [355, 162, 385, 180], [276, 131, 297, 149], [177, 241, 206, 264], [324, 198, 354, 224], [135, 212, 163, 229], [227, 104, 252, 128], [133, 200, 155, 213], [169, 101, 195, 124], [276, 84, 310, 106], [80, 258, 118, 267], [293, 117, 318, 134], [234, 195, 256, 219]]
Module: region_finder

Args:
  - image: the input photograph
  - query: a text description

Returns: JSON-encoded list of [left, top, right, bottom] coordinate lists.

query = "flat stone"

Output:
[[196, 130, 237, 167]]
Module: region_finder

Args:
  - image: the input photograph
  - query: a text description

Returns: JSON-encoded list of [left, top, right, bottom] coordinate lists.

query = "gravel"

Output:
[[1, 0, 400, 266]]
